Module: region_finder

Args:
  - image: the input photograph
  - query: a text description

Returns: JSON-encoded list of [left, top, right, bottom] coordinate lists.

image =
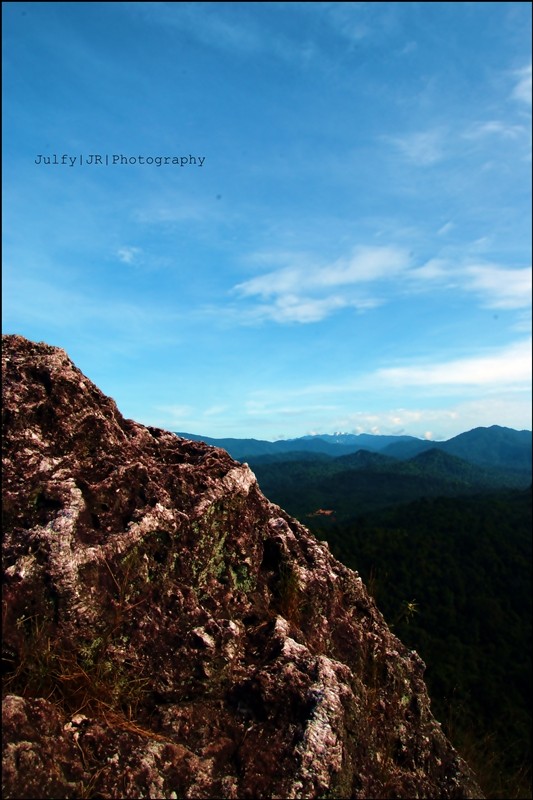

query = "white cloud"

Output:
[[408, 258, 450, 282], [247, 403, 339, 419], [398, 41, 417, 57], [463, 264, 532, 309], [134, 203, 210, 225], [117, 246, 141, 264], [387, 129, 445, 166], [404, 258, 531, 309], [233, 244, 531, 325], [245, 340, 532, 410], [133, 3, 260, 55], [325, 246, 411, 285], [321, 2, 403, 48], [333, 397, 531, 440], [131, 2, 322, 68], [376, 339, 532, 389], [248, 294, 350, 324], [241, 247, 409, 297], [437, 222, 454, 236], [324, 4, 371, 43], [464, 120, 526, 139], [155, 404, 194, 421], [234, 245, 410, 323], [334, 407, 457, 437], [204, 405, 229, 417], [237, 394, 532, 442], [236, 245, 409, 299], [512, 64, 532, 105]]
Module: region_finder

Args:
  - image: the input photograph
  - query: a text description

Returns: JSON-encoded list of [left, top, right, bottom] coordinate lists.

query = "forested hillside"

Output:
[[247, 449, 530, 521], [309, 488, 532, 799]]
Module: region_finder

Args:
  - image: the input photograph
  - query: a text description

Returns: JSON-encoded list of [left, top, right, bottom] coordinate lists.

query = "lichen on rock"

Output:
[[2, 334, 483, 799]]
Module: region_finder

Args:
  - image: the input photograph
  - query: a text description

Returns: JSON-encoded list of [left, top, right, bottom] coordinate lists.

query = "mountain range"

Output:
[[176, 425, 532, 472], [176, 426, 531, 521]]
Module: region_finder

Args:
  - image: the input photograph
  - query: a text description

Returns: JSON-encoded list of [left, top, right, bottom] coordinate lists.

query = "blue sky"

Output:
[[3, 2, 531, 441]]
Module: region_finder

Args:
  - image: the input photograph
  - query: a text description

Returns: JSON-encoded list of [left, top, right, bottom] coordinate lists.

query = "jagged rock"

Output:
[[2, 334, 483, 799]]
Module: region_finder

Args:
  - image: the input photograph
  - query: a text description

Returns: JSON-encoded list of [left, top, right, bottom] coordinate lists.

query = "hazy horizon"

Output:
[[174, 423, 532, 445]]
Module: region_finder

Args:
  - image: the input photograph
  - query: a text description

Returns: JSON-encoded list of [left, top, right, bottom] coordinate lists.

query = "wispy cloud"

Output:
[[236, 246, 409, 298], [437, 222, 454, 237], [244, 339, 532, 407], [233, 245, 410, 323], [117, 246, 142, 265], [386, 129, 446, 166], [236, 340, 532, 439], [233, 243, 531, 324], [204, 404, 229, 417], [512, 64, 532, 105], [404, 258, 531, 310], [131, 2, 261, 55], [134, 201, 215, 226], [464, 120, 526, 140], [155, 403, 195, 421], [376, 339, 531, 389], [326, 396, 532, 441], [244, 294, 352, 324], [322, 2, 372, 43], [3, 271, 186, 355], [131, 2, 322, 68], [463, 264, 531, 310], [245, 399, 339, 417], [407, 258, 450, 282]]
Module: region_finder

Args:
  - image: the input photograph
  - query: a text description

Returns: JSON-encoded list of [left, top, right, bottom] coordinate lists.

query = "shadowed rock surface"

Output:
[[2, 334, 483, 799]]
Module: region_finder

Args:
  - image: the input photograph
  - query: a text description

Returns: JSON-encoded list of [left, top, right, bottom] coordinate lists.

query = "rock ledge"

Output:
[[2, 334, 483, 799]]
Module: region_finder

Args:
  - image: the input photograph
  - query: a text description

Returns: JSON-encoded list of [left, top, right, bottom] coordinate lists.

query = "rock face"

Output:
[[2, 334, 483, 800]]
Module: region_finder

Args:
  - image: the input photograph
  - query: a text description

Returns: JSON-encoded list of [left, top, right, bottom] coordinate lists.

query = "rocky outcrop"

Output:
[[2, 334, 483, 799]]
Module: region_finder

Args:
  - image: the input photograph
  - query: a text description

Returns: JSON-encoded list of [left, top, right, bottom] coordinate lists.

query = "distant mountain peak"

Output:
[[176, 428, 531, 473]]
